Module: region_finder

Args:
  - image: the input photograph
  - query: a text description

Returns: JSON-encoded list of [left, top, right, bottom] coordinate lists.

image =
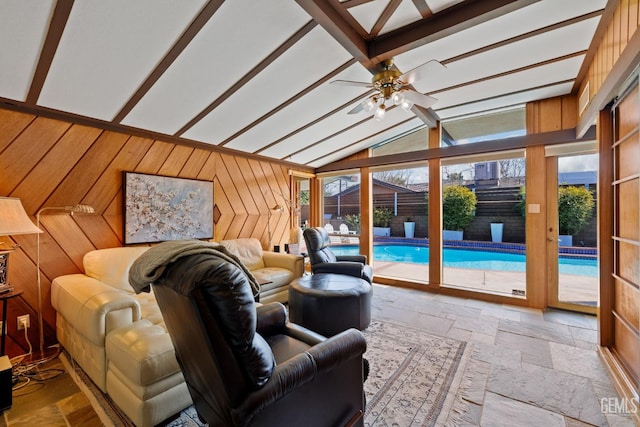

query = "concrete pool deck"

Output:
[[324, 236, 598, 306], [372, 260, 598, 305]]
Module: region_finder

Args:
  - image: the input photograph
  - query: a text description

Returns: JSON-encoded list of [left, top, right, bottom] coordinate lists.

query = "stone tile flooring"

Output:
[[370, 284, 637, 426], [1, 357, 101, 426], [1, 284, 637, 426]]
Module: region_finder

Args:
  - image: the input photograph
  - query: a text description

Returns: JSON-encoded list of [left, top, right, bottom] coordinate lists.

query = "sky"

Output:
[[407, 153, 598, 184]]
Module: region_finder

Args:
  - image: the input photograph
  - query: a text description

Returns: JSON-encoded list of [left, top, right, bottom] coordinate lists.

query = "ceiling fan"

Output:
[[331, 58, 445, 121]]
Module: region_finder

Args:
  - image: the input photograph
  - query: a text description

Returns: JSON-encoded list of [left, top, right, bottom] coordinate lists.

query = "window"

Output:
[[441, 107, 525, 146], [441, 151, 527, 296]]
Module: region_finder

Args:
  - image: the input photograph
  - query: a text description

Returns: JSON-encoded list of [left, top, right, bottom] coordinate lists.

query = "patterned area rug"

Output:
[[363, 321, 467, 426], [63, 320, 467, 427]]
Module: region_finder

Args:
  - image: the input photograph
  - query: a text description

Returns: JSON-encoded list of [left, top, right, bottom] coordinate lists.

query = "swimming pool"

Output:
[[331, 244, 598, 277]]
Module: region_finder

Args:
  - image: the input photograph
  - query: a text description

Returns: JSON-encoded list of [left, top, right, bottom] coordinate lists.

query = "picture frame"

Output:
[[123, 171, 213, 244]]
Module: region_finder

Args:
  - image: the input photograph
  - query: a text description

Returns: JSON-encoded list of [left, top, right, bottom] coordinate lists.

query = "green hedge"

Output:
[[442, 185, 477, 231], [558, 186, 594, 235]]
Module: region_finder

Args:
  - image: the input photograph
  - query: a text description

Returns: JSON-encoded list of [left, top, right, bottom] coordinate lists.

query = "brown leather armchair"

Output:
[[150, 251, 367, 427], [303, 227, 374, 283]]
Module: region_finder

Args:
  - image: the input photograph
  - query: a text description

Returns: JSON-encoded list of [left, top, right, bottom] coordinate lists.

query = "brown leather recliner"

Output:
[[303, 227, 374, 283], [150, 251, 367, 427]]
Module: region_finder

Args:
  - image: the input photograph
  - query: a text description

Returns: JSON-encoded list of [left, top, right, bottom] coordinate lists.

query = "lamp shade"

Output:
[[0, 197, 42, 236]]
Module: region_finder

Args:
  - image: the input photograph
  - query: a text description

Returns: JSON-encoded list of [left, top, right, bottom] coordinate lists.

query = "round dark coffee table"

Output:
[[288, 273, 372, 337]]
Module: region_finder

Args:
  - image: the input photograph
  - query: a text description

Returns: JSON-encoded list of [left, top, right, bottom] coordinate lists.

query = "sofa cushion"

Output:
[[106, 319, 180, 386], [219, 238, 265, 270], [134, 291, 165, 328], [251, 268, 294, 292], [84, 246, 150, 293]]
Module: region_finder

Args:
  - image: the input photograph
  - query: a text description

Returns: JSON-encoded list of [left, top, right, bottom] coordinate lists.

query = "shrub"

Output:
[[442, 185, 477, 231], [558, 186, 594, 235], [345, 213, 360, 232], [373, 207, 393, 227]]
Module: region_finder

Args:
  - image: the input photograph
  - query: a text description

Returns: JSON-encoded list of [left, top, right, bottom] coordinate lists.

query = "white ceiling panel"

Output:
[[433, 55, 584, 110], [121, 1, 310, 135], [224, 63, 372, 154], [183, 27, 353, 146], [426, 0, 465, 14], [0, 1, 610, 168], [262, 105, 367, 160], [38, 0, 206, 119], [293, 106, 420, 164], [306, 117, 426, 168], [412, 18, 599, 94], [437, 82, 574, 120], [348, 0, 388, 33], [394, 0, 605, 73], [380, 0, 423, 35], [0, 0, 55, 101]]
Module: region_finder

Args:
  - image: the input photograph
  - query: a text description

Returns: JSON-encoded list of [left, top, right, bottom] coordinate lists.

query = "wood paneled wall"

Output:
[[579, 0, 640, 117], [527, 95, 578, 133], [0, 107, 301, 356], [610, 82, 639, 392]]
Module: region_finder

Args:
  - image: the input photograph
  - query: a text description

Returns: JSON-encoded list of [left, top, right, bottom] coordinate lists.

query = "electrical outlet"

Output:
[[17, 314, 30, 330]]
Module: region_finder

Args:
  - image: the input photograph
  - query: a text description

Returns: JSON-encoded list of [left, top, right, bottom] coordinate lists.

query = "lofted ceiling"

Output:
[[0, 0, 611, 169]]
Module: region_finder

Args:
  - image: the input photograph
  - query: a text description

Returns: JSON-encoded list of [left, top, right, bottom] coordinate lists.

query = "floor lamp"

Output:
[[0, 197, 43, 289], [267, 204, 284, 251], [34, 204, 95, 364]]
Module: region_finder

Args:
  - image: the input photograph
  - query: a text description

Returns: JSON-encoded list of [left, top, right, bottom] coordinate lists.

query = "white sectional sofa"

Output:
[[51, 239, 303, 427]]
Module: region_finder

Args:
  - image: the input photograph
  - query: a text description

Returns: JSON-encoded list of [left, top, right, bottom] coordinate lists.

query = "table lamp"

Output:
[[0, 197, 43, 290]]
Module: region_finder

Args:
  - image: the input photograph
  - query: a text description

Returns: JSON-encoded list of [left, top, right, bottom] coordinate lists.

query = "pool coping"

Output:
[[333, 236, 598, 259]]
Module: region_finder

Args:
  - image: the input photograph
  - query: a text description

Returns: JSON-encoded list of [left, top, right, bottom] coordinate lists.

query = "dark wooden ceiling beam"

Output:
[[370, 0, 402, 38], [412, 0, 433, 19], [295, 0, 373, 69], [113, 0, 224, 123], [26, 0, 75, 104], [340, 0, 374, 8], [367, 0, 540, 62]]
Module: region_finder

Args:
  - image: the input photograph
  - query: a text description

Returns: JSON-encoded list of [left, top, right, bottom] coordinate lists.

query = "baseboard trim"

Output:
[[598, 346, 639, 424]]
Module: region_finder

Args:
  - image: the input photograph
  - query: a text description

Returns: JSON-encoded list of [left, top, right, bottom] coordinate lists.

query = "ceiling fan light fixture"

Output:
[[362, 97, 376, 112], [374, 104, 386, 121], [400, 99, 414, 111], [391, 91, 404, 105]]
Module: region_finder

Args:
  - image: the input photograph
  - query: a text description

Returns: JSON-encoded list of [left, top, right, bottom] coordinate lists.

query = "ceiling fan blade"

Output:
[[403, 90, 438, 109], [330, 79, 372, 88], [398, 59, 446, 85], [347, 102, 365, 114]]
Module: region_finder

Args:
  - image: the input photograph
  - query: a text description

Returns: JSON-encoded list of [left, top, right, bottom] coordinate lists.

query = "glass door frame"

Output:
[[545, 151, 598, 315]]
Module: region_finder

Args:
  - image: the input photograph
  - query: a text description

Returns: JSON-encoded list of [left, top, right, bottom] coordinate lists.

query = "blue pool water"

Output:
[[331, 244, 598, 277]]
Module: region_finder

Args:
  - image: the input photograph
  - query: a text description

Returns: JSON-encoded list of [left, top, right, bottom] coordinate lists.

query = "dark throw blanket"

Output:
[[128, 239, 260, 297]]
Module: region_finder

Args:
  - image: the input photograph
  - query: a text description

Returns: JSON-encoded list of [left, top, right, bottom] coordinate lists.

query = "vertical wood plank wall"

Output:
[[525, 95, 578, 309], [0, 107, 303, 357], [579, 0, 639, 116]]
